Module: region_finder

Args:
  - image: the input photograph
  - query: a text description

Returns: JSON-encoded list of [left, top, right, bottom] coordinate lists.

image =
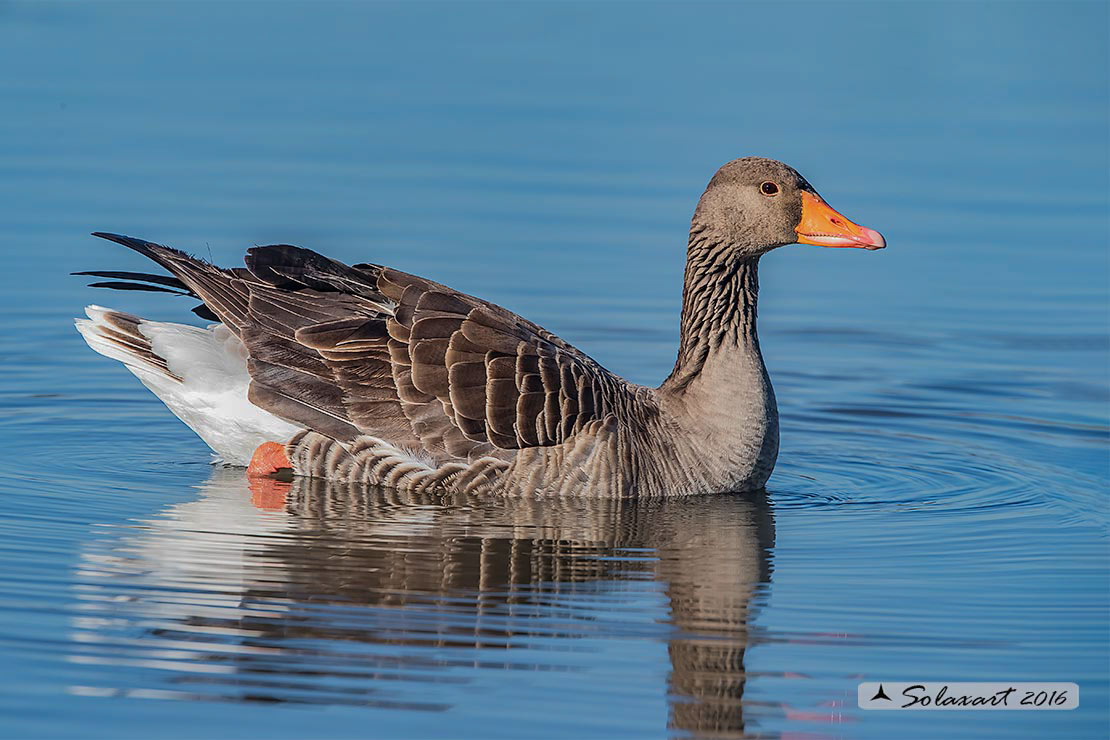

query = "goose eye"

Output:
[[760, 181, 780, 196]]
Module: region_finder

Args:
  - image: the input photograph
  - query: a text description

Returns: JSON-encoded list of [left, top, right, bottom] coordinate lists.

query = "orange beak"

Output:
[[795, 191, 886, 250]]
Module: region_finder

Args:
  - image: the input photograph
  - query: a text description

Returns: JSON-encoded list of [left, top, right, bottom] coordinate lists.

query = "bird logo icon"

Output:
[[870, 684, 892, 702]]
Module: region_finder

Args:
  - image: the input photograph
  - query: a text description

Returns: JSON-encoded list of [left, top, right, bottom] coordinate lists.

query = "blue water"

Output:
[[1, 2, 1107, 738]]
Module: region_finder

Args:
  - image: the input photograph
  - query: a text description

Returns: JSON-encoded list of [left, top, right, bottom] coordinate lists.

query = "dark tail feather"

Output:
[[81, 232, 245, 329], [85, 281, 190, 295], [90, 232, 194, 267], [73, 270, 191, 291], [191, 304, 219, 321], [74, 272, 220, 321]]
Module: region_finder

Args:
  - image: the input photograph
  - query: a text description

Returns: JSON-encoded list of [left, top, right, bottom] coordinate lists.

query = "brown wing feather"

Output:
[[89, 235, 638, 461], [380, 267, 635, 452]]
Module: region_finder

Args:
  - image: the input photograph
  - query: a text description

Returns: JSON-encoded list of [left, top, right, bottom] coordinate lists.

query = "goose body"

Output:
[[76, 157, 884, 496]]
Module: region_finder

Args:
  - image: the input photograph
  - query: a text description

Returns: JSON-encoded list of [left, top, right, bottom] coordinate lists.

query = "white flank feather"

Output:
[[76, 305, 301, 465]]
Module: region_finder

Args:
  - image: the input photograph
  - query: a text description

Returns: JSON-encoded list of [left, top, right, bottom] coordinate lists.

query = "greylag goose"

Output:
[[75, 157, 884, 496]]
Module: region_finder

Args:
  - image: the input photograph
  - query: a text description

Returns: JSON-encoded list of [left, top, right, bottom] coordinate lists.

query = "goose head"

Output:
[[691, 157, 885, 258]]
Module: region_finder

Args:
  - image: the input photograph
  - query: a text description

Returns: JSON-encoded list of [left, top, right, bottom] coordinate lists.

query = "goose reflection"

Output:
[[71, 469, 774, 736]]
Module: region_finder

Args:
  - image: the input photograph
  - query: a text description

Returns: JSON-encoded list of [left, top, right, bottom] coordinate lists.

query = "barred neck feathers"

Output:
[[664, 225, 761, 390]]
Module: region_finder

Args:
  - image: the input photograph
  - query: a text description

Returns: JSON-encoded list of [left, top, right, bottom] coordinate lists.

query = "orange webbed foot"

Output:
[[248, 441, 292, 478]]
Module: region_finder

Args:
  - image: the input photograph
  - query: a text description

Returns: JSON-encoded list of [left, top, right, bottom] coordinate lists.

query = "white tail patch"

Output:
[[76, 305, 301, 465]]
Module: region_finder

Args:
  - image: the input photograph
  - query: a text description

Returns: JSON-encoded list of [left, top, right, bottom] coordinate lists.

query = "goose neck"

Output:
[[663, 246, 763, 391]]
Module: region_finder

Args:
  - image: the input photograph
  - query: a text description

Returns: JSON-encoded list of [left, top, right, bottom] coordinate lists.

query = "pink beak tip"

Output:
[[859, 227, 886, 250]]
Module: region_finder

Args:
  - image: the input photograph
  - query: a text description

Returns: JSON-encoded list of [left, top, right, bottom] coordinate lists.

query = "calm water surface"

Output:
[[1, 3, 1107, 738]]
